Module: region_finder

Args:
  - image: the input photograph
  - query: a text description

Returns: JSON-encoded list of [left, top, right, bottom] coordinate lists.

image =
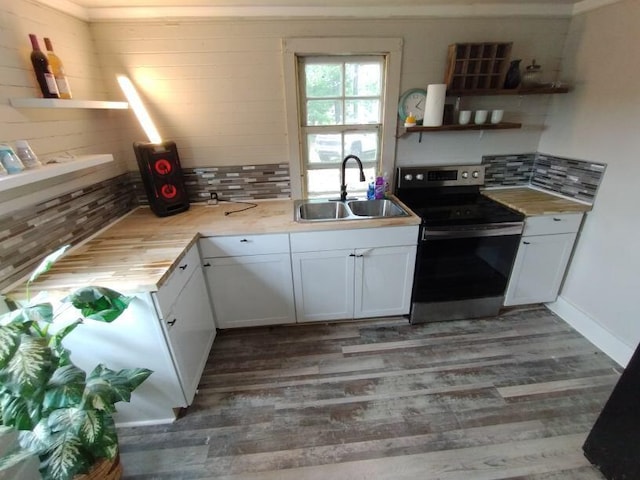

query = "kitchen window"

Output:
[[282, 37, 403, 199], [299, 56, 383, 198]]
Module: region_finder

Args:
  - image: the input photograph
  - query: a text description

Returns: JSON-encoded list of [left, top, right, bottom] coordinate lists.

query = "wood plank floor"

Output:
[[117, 305, 621, 479]]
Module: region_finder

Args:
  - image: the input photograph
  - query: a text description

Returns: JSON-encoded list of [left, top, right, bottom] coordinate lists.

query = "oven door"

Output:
[[410, 223, 522, 323]]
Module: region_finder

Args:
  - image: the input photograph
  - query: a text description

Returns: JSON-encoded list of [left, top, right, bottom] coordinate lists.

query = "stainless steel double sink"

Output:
[[294, 198, 410, 222]]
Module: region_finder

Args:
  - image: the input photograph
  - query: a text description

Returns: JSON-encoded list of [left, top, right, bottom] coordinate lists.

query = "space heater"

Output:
[[118, 75, 189, 217]]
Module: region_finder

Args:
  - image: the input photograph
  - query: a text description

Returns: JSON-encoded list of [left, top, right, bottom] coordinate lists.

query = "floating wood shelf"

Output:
[[10, 98, 129, 109], [0, 154, 114, 192], [401, 122, 522, 142], [447, 86, 569, 96]]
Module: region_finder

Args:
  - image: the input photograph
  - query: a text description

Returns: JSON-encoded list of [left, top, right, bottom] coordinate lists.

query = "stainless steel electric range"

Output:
[[395, 164, 525, 324]]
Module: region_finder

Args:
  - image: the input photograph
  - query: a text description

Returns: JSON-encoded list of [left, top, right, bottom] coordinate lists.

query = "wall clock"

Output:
[[398, 88, 427, 124]]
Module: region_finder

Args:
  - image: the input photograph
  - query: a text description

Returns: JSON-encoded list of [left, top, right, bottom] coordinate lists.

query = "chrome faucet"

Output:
[[340, 155, 366, 201]]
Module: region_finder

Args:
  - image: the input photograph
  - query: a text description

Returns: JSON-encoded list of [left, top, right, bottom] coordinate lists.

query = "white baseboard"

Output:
[[547, 296, 634, 367]]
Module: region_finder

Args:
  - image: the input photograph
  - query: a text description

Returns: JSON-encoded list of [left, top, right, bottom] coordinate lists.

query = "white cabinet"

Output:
[[60, 292, 187, 426], [200, 234, 296, 328], [505, 213, 583, 306], [152, 243, 217, 407], [290, 226, 418, 322]]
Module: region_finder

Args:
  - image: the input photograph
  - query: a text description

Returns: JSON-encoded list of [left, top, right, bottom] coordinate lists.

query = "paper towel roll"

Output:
[[423, 83, 447, 127]]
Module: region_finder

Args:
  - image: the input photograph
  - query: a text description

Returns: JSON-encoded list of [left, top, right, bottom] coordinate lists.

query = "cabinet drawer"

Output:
[[523, 213, 583, 236], [199, 233, 290, 258], [290, 226, 418, 253], [154, 244, 200, 318]]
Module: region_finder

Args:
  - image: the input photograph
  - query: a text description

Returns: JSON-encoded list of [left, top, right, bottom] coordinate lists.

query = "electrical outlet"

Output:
[[207, 192, 218, 205]]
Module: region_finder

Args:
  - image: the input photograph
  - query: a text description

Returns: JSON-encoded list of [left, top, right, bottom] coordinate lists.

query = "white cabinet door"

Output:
[[504, 232, 578, 306], [164, 267, 217, 404], [354, 245, 417, 318], [204, 253, 295, 328], [291, 250, 355, 322]]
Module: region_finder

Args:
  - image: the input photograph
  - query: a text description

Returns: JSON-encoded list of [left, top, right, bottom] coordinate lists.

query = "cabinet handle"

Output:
[[349, 253, 356, 257], [167, 318, 177, 327], [523, 241, 531, 245], [355, 254, 364, 258], [203, 262, 211, 267], [553, 217, 562, 222], [240, 239, 249, 243], [179, 264, 188, 270]]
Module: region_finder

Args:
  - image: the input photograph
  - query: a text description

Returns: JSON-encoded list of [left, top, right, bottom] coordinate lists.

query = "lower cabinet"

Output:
[[200, 234, 296, 328], [162, 267, 217, 405], [504, 213, 583, 306], [153, 244, 217, 407], [290, 226, 418, 322]]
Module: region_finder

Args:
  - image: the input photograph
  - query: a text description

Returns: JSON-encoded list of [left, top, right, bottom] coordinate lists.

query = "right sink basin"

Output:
[[347, 199, 409, 218]]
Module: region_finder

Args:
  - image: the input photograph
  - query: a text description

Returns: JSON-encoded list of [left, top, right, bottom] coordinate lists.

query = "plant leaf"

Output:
[[62, 287, 132, 323], [76, 409, 104, 447], [4, 335, 53, 394], [40, 429, 88, 480], [43, 365, 86, 413], [0, 325, 21, 369], [19, 418, 53, 453], [0, 395, 33, 430], [0, 303, 53, 328], [48, 320, 82, 360], [86, 364, 152, 406], [28, 245, 70, 284], [90, 415, 118, 460]]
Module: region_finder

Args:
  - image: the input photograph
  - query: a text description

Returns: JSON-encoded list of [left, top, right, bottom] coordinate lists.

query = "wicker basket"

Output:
[[73, 454, 123, 480]]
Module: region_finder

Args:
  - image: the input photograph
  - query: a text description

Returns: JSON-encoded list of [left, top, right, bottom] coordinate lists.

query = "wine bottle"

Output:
[[44, 37, 72, 99], [28, 34, 59, 98]]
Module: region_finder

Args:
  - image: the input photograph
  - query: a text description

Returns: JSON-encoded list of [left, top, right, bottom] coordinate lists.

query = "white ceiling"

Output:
[[38, 0, 621, 21]]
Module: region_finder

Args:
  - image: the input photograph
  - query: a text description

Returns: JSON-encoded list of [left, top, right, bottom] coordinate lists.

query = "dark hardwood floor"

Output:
[[117, 305, 620, 479]]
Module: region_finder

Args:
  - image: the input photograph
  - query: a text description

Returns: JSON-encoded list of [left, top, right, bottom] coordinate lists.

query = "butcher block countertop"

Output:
[[482, 187, 593, 216], [12, 198, 420, 296]]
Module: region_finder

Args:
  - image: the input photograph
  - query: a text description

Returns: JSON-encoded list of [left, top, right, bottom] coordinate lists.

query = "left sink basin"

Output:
[[296, 201, 350, 221]]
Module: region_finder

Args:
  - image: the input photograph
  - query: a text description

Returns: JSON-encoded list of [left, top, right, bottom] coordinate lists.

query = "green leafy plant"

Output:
[[0, 246, 152, 480]]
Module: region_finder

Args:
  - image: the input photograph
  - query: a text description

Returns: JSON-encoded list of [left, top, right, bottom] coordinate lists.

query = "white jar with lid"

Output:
[[0, 144, 25, 174], [14, 140, 41, 168]]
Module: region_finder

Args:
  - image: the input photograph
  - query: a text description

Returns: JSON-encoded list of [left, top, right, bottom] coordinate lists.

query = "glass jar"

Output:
[[522, 59, 543, 88], [14, 140, 41, 168], [0, 144, 25, 174]]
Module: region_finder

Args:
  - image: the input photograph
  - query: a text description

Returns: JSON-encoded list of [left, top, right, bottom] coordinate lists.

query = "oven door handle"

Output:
[[421, 222, 524, 240]]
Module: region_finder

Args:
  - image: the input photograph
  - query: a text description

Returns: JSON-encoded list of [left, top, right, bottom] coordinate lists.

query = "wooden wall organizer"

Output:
[[444, 42, 513, 91]]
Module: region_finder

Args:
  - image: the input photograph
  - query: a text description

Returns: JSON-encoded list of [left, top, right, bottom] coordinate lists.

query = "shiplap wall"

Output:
[[91, 16, 570, 176], [0, 0, 133, 212]]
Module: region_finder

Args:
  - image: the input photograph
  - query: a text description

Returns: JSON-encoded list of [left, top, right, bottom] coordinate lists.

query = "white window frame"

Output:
[[282, 37, 403, 199]]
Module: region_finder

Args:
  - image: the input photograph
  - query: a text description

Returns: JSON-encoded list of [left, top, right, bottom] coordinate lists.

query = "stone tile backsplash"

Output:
[[0, 174, 136, 292], [130, 163, 291, 205], [482, 153, 606, 204]]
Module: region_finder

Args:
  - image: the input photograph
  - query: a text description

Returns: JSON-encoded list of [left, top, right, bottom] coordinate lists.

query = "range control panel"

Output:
[[396, 165, 486, 189]]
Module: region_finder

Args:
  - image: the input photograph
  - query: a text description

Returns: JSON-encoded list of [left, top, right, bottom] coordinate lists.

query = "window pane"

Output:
[[306, 99, 343, 126], [306, 165, 376, 199], [305, 63, 342, 98], [344, 131, 378, 161], [308, 133, 342, 163], [345, 62, 381, 97], [345, 99, 380, 124]]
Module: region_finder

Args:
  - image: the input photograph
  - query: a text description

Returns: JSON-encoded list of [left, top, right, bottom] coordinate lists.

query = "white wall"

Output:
[[0, 0, 133, 212], [89, 16, 570, 172], [539, 0, 640, 364]]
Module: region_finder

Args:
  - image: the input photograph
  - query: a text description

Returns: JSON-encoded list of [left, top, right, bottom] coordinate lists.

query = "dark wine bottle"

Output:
[[28, 34, 59, 98]]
